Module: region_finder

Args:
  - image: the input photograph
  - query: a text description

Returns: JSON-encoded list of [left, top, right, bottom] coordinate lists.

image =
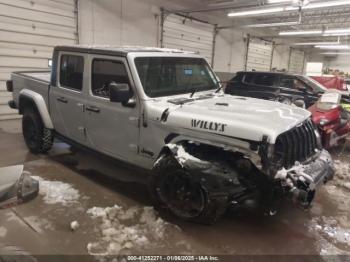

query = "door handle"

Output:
[[86, 106, 100, 113], [57, 97, 68, 103]]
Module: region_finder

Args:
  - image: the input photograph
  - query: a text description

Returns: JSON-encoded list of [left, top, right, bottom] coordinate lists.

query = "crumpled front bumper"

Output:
[[275, 150, 334, 208]]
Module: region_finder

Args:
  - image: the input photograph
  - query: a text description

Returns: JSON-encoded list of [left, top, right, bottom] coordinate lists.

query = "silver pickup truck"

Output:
[[7, 45, 334, 223]]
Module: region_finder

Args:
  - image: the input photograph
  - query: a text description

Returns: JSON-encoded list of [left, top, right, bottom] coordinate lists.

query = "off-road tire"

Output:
[[22, 109, 53, 154], [149, 154, 228, 224]]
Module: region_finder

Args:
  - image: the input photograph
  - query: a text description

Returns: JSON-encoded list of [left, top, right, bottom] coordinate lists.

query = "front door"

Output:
[[49, 53, 87, 144], [85, 55, 140, 161]]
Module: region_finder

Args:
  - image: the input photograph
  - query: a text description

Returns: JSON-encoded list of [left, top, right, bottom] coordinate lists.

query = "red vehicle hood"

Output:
[[308, 104, 341, 125]]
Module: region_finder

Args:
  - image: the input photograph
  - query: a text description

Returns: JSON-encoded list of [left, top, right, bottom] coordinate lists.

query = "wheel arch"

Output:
[[18, 89, 54, 129]]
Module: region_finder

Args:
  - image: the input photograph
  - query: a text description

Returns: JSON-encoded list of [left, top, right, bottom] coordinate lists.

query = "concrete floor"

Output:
[[0, 119, 349, 259]]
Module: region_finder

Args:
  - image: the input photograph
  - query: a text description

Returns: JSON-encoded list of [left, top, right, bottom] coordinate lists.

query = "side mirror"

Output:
[[109, 83, 134, 106]]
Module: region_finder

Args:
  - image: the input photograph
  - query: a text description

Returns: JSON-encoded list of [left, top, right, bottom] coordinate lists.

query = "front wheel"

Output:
[[22, 109, 54, 154], [149, 154, 227, 224]]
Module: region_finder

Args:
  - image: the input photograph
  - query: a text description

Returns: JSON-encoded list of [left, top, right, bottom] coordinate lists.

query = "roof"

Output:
[[54, 45, 197, 57], [237, 71, 301, 77]]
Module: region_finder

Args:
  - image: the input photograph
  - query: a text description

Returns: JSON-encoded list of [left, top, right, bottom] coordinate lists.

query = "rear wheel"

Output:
[[22, 109, 53, 154], [149, 154, 227, 224]]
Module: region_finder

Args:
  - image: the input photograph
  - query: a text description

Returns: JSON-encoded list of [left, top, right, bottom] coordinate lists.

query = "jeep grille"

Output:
[[274, 119, 319, 169]]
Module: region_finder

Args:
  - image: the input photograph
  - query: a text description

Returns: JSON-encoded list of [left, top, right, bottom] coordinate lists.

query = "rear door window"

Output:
[[243, 74, 255, 84], [59, 55, 84, 91], [253, 74, 275, 86], [280, 76, 295, 89]]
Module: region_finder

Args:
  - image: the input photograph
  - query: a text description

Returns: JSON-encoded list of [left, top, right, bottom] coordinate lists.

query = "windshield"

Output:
[[297, 75, 327, 93], [134, 57, 219, 98]]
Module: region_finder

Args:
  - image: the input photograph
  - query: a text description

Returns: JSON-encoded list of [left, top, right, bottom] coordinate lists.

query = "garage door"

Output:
[[246, 37, 273, 72], [289, 49, 305, 74], [0, 0, 78, 121], [162, 14, 215, 65]]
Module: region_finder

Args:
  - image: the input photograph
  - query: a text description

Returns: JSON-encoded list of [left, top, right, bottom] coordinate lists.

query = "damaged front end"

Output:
[[266, 119, 335, 210], [156, 120, 335, 220]]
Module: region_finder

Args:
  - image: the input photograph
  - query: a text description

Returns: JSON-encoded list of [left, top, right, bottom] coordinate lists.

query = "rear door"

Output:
[[244, 73, 278, 100], [85, 55, 140, 161], [49, 52, 87, 144]]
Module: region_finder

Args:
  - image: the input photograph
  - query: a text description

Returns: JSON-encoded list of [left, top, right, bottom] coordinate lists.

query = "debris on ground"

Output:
[[70, 221, 79, 231], [86, 205, 182, 256], [31, 176, 80, 206]]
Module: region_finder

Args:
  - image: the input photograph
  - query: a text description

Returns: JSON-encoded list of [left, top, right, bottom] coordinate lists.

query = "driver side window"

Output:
[[92, 59, 130, 98]]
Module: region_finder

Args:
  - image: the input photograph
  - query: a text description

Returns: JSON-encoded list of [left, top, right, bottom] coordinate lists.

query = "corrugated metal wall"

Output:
[[246, 37, 273, 72], [0, 0, 78, 120], [162, 14, 215, 65], [289, 49, 305, 74]]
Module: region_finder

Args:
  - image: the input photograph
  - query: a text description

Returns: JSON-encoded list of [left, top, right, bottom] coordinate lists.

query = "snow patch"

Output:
[[0, 227, 7, 238], [333, 160, 350, 190], [31, 176, 80, 206], [86, 205, 180, 255], [308, 216, 350, 256], [70, 221, 80, 231]]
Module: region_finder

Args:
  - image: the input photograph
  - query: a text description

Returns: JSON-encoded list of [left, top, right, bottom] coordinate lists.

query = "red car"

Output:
[[308, 92, 350, 149], [311, 76, 349, 94]]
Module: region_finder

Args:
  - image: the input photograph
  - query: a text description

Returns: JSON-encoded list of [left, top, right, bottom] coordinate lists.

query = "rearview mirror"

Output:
[[109, 82, 134, 106]]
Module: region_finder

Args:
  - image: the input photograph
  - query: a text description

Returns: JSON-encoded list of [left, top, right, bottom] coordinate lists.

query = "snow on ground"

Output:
[[333, 160, 350, 190], [0, 227, 7, 238], [86, 205, 182, 256], [307, 183, 350, 257], [31, 176, 80, 206], [309, 216, 350, 251]]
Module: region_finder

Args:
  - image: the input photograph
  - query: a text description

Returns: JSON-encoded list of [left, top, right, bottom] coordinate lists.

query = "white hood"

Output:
[[147, 94, 311, 144]]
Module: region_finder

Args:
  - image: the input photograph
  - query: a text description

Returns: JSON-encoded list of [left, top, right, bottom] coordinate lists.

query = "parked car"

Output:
[[225, 71, 350, 108], [311, 75, 349, 95], [308, 91, 350, 149], [7, 46, 334, 223]]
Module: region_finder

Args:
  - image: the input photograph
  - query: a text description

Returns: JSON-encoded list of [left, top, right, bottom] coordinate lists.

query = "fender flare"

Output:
[[19, 89, 54, 129]]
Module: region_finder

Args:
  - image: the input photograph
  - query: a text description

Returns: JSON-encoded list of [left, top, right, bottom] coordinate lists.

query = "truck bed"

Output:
[[11, 71, 51, 109], [18, 72, 51, 83]]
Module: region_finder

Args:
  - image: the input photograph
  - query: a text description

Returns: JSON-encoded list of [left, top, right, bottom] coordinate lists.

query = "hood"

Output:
[[147, 94, 311, 143], [308, 104, 341, 125]]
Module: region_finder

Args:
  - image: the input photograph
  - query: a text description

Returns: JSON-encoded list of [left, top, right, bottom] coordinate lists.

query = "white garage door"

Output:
[[162, 14, 215, 65], [246, 37, 273, 72], [0, 0, 78, 120], [289, 49, 305, 74]]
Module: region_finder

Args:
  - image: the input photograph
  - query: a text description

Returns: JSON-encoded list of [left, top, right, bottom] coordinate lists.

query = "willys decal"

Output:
[[191, 119, 227, 133]]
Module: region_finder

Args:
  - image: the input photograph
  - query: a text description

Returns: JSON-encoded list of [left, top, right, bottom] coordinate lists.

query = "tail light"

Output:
[[6, 80, 13, 92]]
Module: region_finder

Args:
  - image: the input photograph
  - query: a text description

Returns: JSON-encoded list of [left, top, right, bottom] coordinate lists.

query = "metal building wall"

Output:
[[289, 49, 305, 74], [0, 0, 78, 120], [245, 37, 273, 72], [162, 13, 216, 65]]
